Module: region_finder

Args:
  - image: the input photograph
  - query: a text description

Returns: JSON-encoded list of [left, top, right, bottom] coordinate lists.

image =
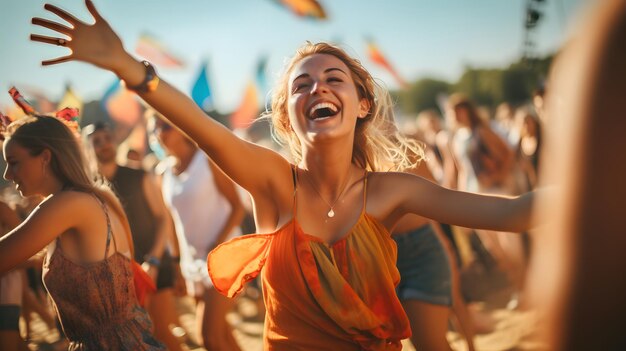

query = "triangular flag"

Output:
[[273, 0, 328, 20], [230, 81, 259, 130], [135, 33, 184, 68], [191, 60, 213, 111], [365, 38, 409, 88]]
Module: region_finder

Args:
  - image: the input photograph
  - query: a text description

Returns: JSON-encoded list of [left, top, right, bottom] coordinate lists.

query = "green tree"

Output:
[[397, 78, 450, 114]]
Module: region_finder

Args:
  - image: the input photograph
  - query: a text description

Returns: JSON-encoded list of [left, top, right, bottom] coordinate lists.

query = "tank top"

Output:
[[161, 150, 235, 259], [110, 166, 157, 262], [42, 194, 164, 350], [208, 167, 411, 350]]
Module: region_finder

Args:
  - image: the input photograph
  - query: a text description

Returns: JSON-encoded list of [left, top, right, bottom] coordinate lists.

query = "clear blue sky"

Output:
[[1, 0, 587, 113]]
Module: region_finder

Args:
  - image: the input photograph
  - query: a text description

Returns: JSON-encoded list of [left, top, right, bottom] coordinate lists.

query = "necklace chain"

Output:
[[301, 168, 352, 218]]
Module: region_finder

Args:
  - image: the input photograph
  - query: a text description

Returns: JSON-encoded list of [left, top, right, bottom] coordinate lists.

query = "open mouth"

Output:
[[308, 102, 340, 120]]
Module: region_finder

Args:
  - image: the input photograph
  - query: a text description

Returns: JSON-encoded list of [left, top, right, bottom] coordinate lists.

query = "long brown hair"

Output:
[[4, 116, 133, 245]]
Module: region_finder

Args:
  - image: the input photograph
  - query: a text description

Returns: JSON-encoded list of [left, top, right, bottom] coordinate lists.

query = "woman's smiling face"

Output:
[[287, 53, 369, 146]]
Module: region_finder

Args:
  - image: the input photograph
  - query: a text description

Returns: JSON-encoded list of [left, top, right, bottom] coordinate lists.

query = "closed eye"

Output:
[[292, 83, 310, 93]]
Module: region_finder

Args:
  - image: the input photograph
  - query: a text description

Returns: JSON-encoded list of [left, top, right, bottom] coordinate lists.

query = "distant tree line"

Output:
[[394, 55, 553, 115]]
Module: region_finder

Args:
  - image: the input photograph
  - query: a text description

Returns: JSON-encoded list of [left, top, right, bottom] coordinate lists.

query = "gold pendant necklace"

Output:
[[302, 169, 352, 218]]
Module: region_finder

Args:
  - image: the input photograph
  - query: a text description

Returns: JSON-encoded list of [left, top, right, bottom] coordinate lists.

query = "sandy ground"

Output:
[[23, 290, 548, 351]]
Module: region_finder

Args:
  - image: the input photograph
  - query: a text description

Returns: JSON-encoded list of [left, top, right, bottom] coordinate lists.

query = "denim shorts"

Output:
[[393, 224, 452, 306]]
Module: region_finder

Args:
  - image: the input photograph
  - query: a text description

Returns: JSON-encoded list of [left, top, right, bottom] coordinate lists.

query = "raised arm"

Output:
[[30, 1, 289, 194]]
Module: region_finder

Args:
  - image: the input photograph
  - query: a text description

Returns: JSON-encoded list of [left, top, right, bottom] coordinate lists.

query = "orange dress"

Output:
[[208, 170, 410, 350]]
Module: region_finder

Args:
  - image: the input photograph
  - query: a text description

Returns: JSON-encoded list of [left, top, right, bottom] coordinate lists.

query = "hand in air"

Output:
[[31, 0, 126, 70]]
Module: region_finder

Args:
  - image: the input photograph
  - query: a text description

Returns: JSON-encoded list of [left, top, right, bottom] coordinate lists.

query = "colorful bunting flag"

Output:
[[191, 60, 213, 111], [229, 57, 268, 130], [135, 33, 184, 68], [273, 0, 327, 20], [365, 38, 409, 88], [230, 81, 259, 130]]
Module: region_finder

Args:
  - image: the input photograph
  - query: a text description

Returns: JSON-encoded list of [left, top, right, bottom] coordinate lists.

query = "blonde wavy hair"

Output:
[[4, 116, 133, 249], [265, 42, 424, 171]]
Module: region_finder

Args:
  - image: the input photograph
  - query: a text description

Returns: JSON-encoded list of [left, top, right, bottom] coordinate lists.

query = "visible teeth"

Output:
[[309, 102, 338, 117]]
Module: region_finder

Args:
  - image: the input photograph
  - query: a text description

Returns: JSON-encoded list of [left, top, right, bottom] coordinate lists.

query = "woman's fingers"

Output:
[[30, 33, 70, 47], [32, 17, 73, 36], [42, 56, 73, 66], [30, 33, 74, 65], [85, 0, 103, 22], [43, 3, 82, 25]]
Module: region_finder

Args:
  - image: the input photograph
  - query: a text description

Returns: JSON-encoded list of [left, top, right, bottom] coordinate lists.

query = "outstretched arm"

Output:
[[0, 193, 83, 273], [30, 1, 289, 196], [379, 172, 535, 233]]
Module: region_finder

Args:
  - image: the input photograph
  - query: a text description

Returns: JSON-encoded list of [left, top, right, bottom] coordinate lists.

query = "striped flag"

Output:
[[229, 57, 268, 129], [135, 33, 184, 68], [273, 0, 327, 20], [366, 38, 409, 88]]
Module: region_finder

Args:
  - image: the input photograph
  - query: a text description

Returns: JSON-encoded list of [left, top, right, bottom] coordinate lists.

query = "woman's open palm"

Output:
[[31, 0, 125, 70]]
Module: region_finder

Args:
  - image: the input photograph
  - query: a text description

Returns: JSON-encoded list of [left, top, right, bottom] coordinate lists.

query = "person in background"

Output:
[[0, 115, 165, 350], [0, 200, 28, 351], [149, 112, 245, 351], [84, 122, 185, 351]]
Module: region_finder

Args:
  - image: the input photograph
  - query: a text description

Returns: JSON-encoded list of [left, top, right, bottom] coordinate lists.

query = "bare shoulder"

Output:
[[365, 172, 417, 220], [367, 171, 429, 189], [366, 171, 440, 222], [37, 191, 101, 217]]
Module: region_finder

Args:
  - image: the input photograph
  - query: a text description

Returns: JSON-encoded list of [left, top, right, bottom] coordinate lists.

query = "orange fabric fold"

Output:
[[208, 233, 274, 298], [207, 215, 411, 350]]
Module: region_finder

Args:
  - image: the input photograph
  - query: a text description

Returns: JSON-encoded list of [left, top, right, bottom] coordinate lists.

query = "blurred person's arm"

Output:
[[436, 130, 458, 189], [153, 173, 187, 296], [141, 172, 173, 281]]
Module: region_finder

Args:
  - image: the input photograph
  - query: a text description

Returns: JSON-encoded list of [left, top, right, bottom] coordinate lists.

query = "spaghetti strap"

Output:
[[291, 164, 298, 214], [362, 170, 368, 213], [91, 193, 115, 260]]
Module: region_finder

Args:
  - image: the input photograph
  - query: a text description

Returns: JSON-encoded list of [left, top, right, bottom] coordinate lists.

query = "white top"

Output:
[[162, 150, 240, 293]]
